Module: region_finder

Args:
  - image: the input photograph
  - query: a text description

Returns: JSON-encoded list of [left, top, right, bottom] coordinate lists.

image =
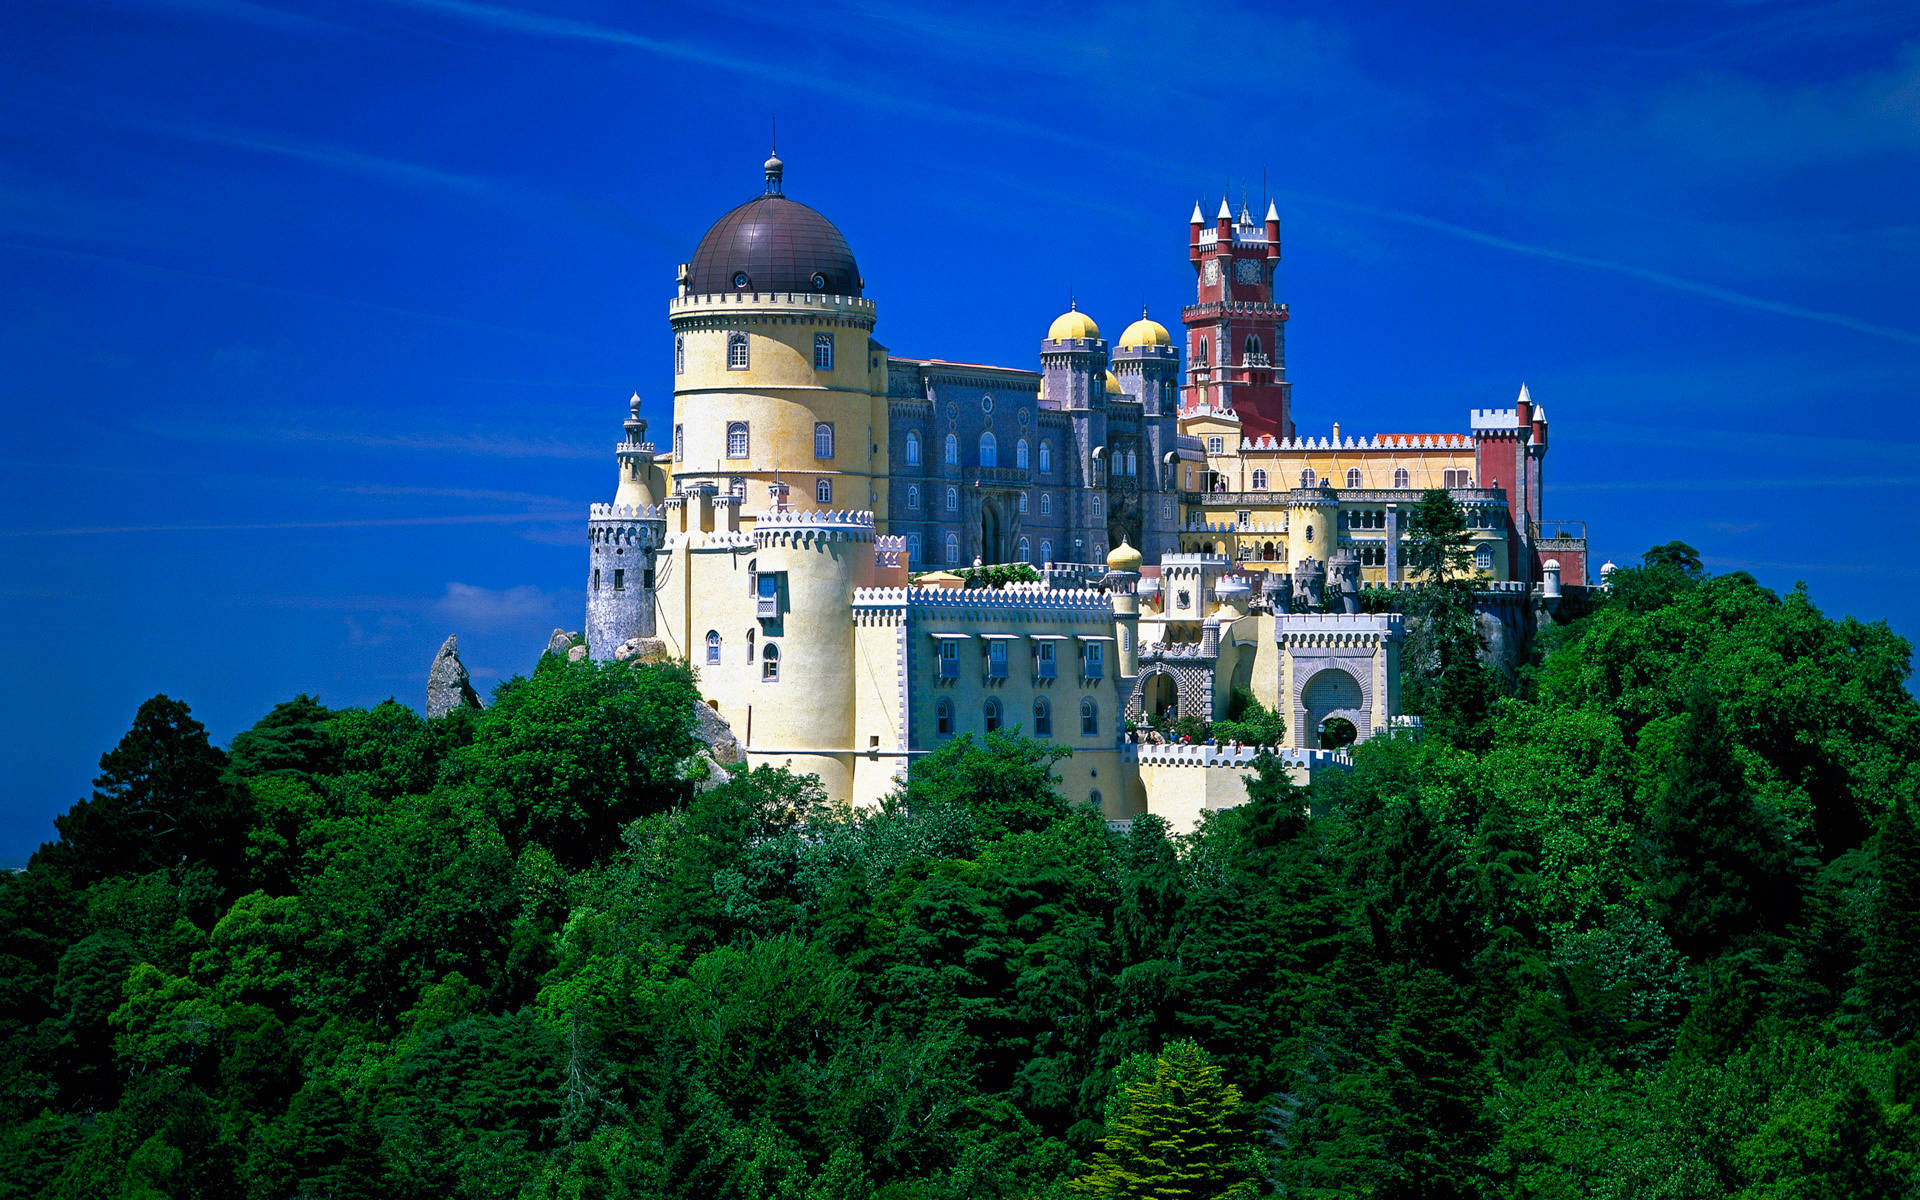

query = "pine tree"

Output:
[[1862, 799, 1920, 1041], [1071, 1040, 1254, 1199]]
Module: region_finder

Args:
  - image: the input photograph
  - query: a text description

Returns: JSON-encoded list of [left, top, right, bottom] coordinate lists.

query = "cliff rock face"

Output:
[[425, 635, 483, 718], [692, 702, 744, 765], [546, 628, 577, 657]]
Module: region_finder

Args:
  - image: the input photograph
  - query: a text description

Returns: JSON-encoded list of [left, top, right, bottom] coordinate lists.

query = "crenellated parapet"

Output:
[[1276, 612, 1404, 647], [668, 290, 877, 332], [589, 503, 668, 521], [1240, 432, 1476, 451], [753, 508, 878, 548], [852, 585, 1113, 616], [1125, 744, 1350, 769]]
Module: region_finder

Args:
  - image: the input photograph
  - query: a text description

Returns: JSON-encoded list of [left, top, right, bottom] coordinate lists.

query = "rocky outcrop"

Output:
[[545, 628, 578, 658], [613, 636, 670, 664], [566, 644, 589, 663], [692, 702, 744, 765], [425, 635, 483, 718]]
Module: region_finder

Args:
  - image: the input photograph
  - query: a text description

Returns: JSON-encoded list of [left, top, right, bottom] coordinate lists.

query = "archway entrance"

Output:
[[980, 500, 1004, 564], [1301, 667, 1366, 749], [1143, 672, 1177, 723]]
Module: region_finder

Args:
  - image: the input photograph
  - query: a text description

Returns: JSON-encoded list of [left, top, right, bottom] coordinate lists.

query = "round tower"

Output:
[[1287, 482, 1339, 583], [1105, 540, 1143, 678], [745, 506, 875, 798], [587, 396, 667, 658], [1113, 308, 1182, 559], [668, 152, 889, 523]]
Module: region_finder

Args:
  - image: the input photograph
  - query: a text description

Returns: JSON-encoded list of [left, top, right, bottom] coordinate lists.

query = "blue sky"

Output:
[[3, 0, 1918, 859]]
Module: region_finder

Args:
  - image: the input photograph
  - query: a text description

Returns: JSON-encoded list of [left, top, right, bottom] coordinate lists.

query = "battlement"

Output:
[[669, 291, 876, 318], [851, 585, 1114, 615], [755, 508, 875, 529], [1140, 640, 1215, 660], [1182, 403, 1241, 423], [589, 503, 668, 520], [1470, 408, 1523, 431], [1370, 578, 1533, 596], [1187, 519, 1286, 534], [1193, 225, 1273, 250], [1239, 433, 1474, 452], [614, 443, 657, 456], [1160, 553, 1233, 569], [1124, 743, 1351, 769]]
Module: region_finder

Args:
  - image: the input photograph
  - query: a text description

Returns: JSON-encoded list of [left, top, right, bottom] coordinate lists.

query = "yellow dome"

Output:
[[1048, 307, 1100, 341], [1117, 316, 1171, 348], [1106, 540, 1142, 572], [1104, 370, 1124, 395]]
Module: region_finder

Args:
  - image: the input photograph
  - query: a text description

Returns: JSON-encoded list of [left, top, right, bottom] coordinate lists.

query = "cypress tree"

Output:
[[1070, 1040, 1254, 1199], [1863, 799, 1920, 1041]]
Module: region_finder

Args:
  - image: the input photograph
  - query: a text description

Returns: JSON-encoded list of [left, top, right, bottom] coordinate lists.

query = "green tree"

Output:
[[225, 693, 337, 782], [1070, 1040, 1254, 1199], [1403, 489, 1473, 584], [897, 729, 1073, 844], [1862, 799, 1920, 1041]]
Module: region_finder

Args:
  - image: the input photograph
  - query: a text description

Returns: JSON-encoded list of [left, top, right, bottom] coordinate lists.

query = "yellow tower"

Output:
[[668, 153, 891, 523], [1106, 540, 1143, 678]]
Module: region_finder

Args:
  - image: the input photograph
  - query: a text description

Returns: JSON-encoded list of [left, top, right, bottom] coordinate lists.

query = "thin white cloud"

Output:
[[434, 581, 556, 628], [1282, 190, 1920, 348], [0, 511, 576, 538], [1553, 474, 1920, 492]]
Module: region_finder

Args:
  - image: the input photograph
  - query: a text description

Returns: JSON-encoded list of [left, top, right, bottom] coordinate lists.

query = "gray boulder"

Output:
[[692, 702, 744, 765], [614, 636, 669, 664], [545, 628, 578, 657], [566, 644, 589, 663], [426, 635, 483, 718]]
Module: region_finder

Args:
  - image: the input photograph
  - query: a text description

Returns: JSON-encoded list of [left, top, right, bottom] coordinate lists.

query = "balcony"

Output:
[[756, 594, 779, 619], [1036, 659, 1057, 681], [963, 465, 1030, 486], [938, 657, 959, 680]]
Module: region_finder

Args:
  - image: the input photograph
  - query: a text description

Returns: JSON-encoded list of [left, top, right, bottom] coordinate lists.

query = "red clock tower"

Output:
[[1182, 197, 1293, 442]]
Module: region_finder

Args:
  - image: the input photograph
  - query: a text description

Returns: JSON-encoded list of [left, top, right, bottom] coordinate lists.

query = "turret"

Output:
[[1106, 541, 1142, 677], [587, 395, 668, 659], [1329, 548, 1361, 614], [1264, 200, 1280, 264]]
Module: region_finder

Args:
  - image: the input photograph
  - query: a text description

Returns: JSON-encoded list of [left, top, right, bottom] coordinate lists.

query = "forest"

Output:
[[2, 534, 1918, 1198]]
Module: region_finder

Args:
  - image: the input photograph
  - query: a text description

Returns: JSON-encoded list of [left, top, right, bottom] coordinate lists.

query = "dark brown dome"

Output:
[[686, 192, 862, 297]]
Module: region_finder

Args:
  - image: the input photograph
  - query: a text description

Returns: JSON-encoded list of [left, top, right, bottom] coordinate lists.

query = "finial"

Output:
[[629, 392, 642, 418], [763, 120, 783, 195]]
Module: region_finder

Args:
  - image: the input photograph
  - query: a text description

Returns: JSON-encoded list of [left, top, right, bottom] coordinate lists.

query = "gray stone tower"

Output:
[[585, 395, 667, 659]]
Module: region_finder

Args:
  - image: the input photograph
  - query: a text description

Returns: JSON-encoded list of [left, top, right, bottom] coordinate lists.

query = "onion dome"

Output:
[[1117, 310, 1171, 348], [1106, 540, 1143, 572], [685, 154, 861, 296], [1047, 301, 1100, 341], [1104, 370, 1124, 395]]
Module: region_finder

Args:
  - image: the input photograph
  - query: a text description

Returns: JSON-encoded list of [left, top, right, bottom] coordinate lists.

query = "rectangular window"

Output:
[[612, 568, 625, 591], [727, 334, 749, 370], [592, 568, 600, 592], [756, 571, 781, 618], [814, 332, 834, 371], [1083, 642, 1103, 679], [988, 640, 1007, 679], [1037, 642, 1057, 679], [727, 423, 749, 458], [938, 641, 959, 679]]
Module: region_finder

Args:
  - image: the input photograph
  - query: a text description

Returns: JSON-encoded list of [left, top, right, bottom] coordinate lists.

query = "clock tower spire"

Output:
[[1182, 193, 1292, 441]]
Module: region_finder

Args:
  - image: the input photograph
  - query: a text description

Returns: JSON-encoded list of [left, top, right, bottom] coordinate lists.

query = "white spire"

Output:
[[1265, 199, 1280, 222], [1517, 382, 1532, 406], [1532, 403, 1546, 422], [1190, 201, 1205, 224], [1217, 196, 1233, 220]]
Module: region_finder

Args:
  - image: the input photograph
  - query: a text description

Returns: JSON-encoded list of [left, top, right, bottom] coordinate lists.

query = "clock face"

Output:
[[1202, 259, 1220, 286], [1234, 258, 1263, 285]]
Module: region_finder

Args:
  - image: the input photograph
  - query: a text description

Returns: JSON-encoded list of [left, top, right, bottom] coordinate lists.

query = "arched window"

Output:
[[1093, 494, 1104, 517], [1033, 697, 1051, 737], [1039, 441, 1053, 472], [726, 332, 748, 370], [1018, 536, 1031, 561], [673, 423, 684, 460], [1245, 334, 1261, 359], [1196, 338, 1209, 365], [1017, 492, 1028, 514], [1090, 789, 1103, 808], [944, 433, 959, 465], [1394, 467, 1410, 488], [907, 533, 921, 563], [908, 484, 920, 509], [761, 644, 779, 680], [905, 431, 921, 465], [984, 698, 1002, 733], [1251, 468, 1268, 490], [1126, 449, 1137, 477], [729, 476, 746, 498], [1080, 697, 1098, 736], [1304, 523, 1314, 543], [979, 432, 997, 467], [747, 628, 755, 662], [1016, 438, 1030, 468], [946, 487, 958, 512], [815, 478, 832, 503], [1346, 467, 1361, 488], [1040, 493, 1051, 516], [813, 332, 834, 371], [814, 422, 834, 459], [705, 630, 720, 664], [1300, 468, 1316, 488], [945, 532, 960, 563], [1475, 544, 1494, 571], [674, 335, 685, 375], [1040, 540, 1052, 563], [726, 422, 749, 458], [936, 697, 954, 736]]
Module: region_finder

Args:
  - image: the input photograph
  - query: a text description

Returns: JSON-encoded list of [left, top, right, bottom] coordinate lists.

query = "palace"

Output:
[[581, 152, 1596, 830]]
